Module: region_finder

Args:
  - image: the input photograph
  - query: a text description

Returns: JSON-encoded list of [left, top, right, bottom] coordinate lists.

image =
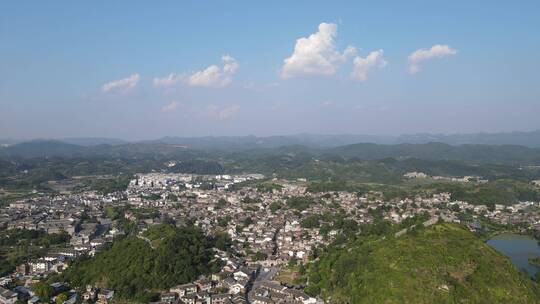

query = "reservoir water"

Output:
[[487, 233, 540, 277]]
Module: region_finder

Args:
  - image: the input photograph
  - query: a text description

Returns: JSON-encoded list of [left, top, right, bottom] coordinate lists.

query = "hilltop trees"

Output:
[[61, 224, 220, 301]]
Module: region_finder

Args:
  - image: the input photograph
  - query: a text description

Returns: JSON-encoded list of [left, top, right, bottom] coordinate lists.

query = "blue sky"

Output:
[[1, 1, 539, 140]]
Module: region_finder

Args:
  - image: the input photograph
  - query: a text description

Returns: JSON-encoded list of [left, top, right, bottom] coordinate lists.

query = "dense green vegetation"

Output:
[[0, 229, 70, 276], [428, 180, 540, 205], [60, 224, 221, 302], [330, 142, 540, 164], [304, 223, 540, 303], [32, 281, 57, 302], [530, 257, 540, 267], [300, 214, 324, 228], [286, 196, 317, 211], [79, 174, 133, 194], [256, 182, 284, 193], [0, 146, 222, 195], [269, 202, 283, 213], [167, 160, 224, 175], [304, 178, 540, 205]]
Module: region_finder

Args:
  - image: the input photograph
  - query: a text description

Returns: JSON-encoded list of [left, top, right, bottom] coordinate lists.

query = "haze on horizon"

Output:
[[1, 1, 539, 141]]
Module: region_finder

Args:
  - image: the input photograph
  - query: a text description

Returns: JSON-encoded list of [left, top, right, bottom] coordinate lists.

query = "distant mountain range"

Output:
[[58, 137, 128, 146], [394, 130, 540, 147], [139, 130, 540, 149], [2, 137, 540, 165], [2, 130, 540, 164], [0, 137, 127, 147], [158, 130, 540, 148], [3, 130, 540, 149]]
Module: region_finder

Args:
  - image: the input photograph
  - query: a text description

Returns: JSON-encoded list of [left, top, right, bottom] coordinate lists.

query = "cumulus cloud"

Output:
[[153, 73, 183, 88], [101, 74, 140, 93], [206, 104, 240, 119], [161, 101, 181, 113], [281, 23, 356, 79], [350, 50, 387, 81], [187, 55, 239, 87], [408, 44, 457, 74], [153, 55, 239, 88]]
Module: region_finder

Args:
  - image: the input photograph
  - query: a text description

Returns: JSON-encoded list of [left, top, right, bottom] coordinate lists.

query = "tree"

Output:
[[217, 216, 231, 227], [32, 281, 55, 301], [269, 202, 282, 213], [213, 233, 232, 252], [242, 196, 261, 204], [298, 264, 306, 275], [105, 206, 121, 220], [167, 194, 178, 202], [216, 198, 227, 209], [286, 196, 315, 211], [288, 258, 298, 267], [60, 224, 218, 301], [242, 217, 253, 227], [252, 251, 267, 261], [301, 215, 322, 228], [56, 292, 68, 304], [535, 270, 540, 283]]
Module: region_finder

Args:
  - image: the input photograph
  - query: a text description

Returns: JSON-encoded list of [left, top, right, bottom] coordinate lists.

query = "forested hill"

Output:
[[329, 142, 540, 164], [59, 225, 224, 302], [3, 140, 540, 165], [304, 223, 540, 303]]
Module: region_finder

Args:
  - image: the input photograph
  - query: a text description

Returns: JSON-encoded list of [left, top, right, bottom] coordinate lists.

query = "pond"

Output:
[[487, 233, 540, 277]]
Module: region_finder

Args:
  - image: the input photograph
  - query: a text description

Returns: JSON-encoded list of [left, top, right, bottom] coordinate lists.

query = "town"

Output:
[[1, 171, 540, 304]]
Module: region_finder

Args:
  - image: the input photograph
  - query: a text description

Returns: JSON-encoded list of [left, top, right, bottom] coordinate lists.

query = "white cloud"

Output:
[[350, 50, 387, 81], [206, 104, 240, 119], [281, 22, 356, 79], [153, 55, 239, 89], [101, 74, 140, 93], [187, 55, 239, 88], [221, 55, 239, 74], [161, 101, 181, 113], [153, 73, 183, 88], [408, 44, 457, 74]]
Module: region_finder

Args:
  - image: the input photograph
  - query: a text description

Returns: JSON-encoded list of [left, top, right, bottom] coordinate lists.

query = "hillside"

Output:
[[396, 130, 540, 147], [330, 142, 540, 164], [60, 225, 221, 302], [0, 140, 87, 158], [304, 223, 540, 303], [3, 138, 540, 166], [146, 130, 540, 148]]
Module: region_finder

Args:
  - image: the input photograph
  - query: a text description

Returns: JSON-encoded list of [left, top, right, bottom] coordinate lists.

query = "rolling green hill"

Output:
[[60, 225, 221, 302], [3, 139, 540, 165], [304, 223, 540, 303], [330, 142, 540, 164]]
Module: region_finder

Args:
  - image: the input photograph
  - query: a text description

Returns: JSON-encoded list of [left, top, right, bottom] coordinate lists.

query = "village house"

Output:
[[0, 287, 17, 304]]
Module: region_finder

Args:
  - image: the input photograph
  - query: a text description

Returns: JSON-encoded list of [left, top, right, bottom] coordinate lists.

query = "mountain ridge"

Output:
[[2, 139, 540, 165], [3, 130, 540, 148]]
